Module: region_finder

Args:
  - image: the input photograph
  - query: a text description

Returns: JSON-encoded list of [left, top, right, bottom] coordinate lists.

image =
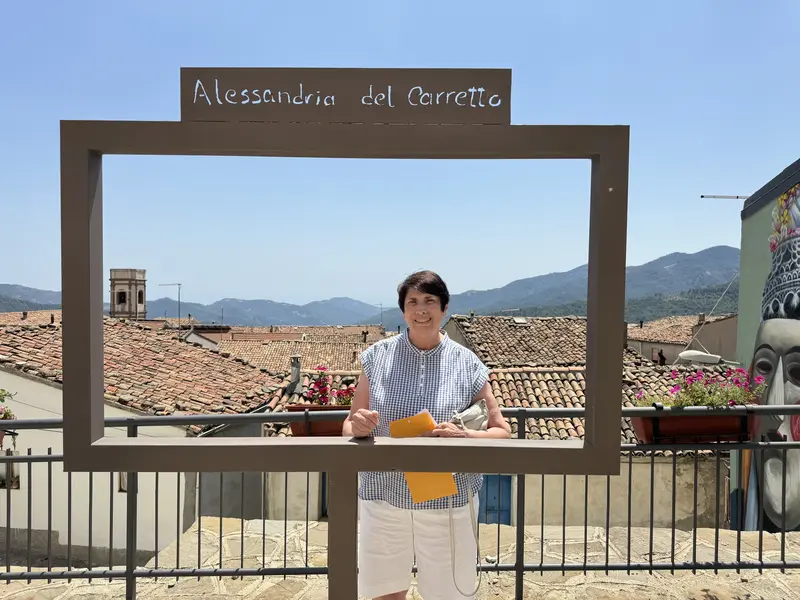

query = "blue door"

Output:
[[479, 475, 512, 524]]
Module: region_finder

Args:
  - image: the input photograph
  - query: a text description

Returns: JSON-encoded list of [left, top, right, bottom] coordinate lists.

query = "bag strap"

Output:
[[448, 495, 482, 597]]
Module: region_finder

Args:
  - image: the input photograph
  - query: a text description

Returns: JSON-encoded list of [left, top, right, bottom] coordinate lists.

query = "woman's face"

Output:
[[402, 288, 446, 333]]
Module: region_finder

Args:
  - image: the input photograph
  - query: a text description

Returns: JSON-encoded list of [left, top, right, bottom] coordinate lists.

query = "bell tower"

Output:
[[109, 269, 147, 320]]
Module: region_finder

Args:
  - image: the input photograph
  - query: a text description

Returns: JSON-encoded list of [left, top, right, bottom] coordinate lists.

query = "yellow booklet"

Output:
[[389, 410, 458, 504]]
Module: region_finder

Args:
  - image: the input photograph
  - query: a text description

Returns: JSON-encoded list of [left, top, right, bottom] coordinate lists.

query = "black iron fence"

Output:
[[0, 405, 798, 599]]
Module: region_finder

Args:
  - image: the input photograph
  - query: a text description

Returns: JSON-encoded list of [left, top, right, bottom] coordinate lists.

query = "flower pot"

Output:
[[631, 413, 754, 444], [286, 404, 348, 437]]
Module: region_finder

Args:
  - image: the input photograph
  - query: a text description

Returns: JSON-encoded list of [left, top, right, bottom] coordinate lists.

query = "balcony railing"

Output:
[[0, 406, 797, 599]]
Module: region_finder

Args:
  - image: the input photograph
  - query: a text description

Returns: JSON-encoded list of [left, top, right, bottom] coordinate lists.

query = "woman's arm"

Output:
[[464, 381, 511, 439], [342, 375, 378, 438]]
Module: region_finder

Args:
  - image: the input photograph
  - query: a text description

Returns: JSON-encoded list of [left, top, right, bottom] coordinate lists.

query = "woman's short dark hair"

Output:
[[397, 270, 450, 312]]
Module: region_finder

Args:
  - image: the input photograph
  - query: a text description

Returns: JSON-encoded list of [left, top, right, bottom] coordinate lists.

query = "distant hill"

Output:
[[508, 282, 739, 323], [368, 246, 741, 331], [0, 284, 61, 306], [0, 293, 60, 314], [145, 296, 380, 327], [0, 245, 740, 327]]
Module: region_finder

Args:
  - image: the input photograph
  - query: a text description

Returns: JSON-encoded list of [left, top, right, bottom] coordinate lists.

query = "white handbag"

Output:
[[450, 399, 489, 432]]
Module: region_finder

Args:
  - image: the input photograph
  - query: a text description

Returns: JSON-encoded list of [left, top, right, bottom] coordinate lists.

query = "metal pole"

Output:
[[125, 421, 138, 600], [515, 408, 526, 599]]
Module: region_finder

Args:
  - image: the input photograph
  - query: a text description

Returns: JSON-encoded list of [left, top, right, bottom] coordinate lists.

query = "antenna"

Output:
[[700, 194, 750, 200]]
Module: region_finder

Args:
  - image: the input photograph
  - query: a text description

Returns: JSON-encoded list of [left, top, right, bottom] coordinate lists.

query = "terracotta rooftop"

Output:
[[228, 331, 384, 343], [489, 358, 727, 452], [229, 325, 384, 336], [218, 339, 370, 372], [265, 355, 725, 454], [148, 316, 200, 328], [626, 314, 734, 345], [0, 310, 62, 326], [0, 318, 284, 424], [446, 315, 594, 367]]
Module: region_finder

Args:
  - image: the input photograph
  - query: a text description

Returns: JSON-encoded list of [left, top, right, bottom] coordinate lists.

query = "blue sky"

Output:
[[1, 0, 797, 306]]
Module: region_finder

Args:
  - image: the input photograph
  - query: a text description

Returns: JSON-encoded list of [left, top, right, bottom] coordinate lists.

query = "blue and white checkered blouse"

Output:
[[357, 329, 489, 510]]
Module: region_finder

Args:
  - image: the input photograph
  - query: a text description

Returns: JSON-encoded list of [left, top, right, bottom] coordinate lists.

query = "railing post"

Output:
[[515, 409, 526, 600], [125, 421, 138, 600], [327, 467, 358, 599]]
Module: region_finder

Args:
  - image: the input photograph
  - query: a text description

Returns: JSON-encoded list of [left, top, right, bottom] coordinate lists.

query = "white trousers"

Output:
[[357, 494, 479, 600]]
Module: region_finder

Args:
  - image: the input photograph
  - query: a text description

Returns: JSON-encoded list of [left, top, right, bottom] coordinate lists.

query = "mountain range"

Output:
[[0, 245, 740, 328]]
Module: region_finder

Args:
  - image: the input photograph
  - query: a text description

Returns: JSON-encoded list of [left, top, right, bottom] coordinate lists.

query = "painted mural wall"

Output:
[[736, 205, 776, 368], [737, 181, 800, 532]]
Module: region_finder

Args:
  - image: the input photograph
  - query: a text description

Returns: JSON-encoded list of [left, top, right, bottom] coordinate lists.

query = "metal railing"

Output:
[[0, 405, 797, 599]]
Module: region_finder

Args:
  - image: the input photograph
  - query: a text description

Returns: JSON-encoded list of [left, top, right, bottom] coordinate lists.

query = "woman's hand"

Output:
[[427, 422, 469, 438], [350, 408, 380, 438]]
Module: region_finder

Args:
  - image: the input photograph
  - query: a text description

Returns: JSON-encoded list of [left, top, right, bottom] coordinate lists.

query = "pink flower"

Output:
[[754, 375, 765, 385], [687, 375, 695, 385], [671, 370, 678, 379], [314, 365, 328, 372], [636, 390, 644, 399], [728, 399, 736, 407], [669, 385, 680, 395]]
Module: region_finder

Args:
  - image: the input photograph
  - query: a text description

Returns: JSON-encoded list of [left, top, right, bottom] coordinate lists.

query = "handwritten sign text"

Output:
[[181, 68, 511, 125]]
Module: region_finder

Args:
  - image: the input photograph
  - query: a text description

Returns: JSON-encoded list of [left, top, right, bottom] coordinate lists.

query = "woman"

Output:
[[343, 270, 510, 600]]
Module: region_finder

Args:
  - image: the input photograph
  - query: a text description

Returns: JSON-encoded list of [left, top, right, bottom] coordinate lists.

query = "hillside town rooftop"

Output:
[[627, 313, 736, 345], [447, 314, 592, 367], [0, 317, 284, 420]]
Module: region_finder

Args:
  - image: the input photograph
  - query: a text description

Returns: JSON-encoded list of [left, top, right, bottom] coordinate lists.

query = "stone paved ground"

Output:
[[0, 519, 797, 599]]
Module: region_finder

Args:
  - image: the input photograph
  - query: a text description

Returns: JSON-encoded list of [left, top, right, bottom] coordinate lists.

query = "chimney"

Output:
[[352, 350, 358, 363], [361, 330, 368, 343], [639, 320, 643, 328], [289, 355, 301, 387], [470, 310, 475, 318], [698, 313, 706, 324], [50, 313, 54, 324], [21, 311, 27, 321]]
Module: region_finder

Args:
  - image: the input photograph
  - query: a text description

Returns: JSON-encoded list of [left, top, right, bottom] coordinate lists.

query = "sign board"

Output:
[[180, 67, 512, 125]]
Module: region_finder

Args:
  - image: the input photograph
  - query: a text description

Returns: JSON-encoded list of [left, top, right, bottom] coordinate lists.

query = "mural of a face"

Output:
[[752, 318, 800, 530], [745, 181, 800, 532]]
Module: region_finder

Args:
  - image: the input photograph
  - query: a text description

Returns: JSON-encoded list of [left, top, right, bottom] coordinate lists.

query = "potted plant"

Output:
[[0, 388, 17, 450], [631, 367, 766, 444], [287, 366, 354, 437]]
